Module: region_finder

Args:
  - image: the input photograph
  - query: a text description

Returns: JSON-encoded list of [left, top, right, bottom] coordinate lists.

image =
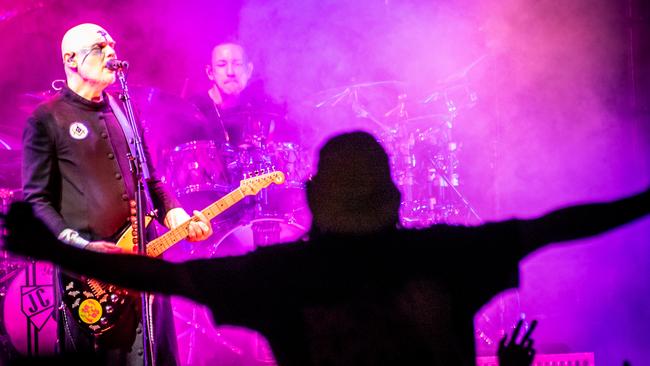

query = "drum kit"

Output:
[[309, 75, 482, 228]]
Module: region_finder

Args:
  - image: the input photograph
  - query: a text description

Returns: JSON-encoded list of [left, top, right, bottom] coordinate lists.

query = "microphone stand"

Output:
[[114, 66, 155, 366]]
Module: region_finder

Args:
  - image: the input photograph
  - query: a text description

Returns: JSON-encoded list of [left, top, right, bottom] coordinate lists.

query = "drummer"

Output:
[[188, 39, 293, 149]]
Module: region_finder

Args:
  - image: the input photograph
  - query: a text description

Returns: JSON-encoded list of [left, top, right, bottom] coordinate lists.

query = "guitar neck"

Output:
[[146, 188, 245, 257]]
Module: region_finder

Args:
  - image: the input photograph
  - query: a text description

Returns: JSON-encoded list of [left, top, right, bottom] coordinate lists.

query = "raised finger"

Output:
[[510, 319, 524, 344], [521, 320, 538, 344]]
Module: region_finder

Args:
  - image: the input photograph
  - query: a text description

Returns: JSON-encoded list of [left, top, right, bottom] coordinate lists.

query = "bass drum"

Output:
[[0, 261, 57, 359], [172, 218, 308, 365], [208, 217, 308, 257]]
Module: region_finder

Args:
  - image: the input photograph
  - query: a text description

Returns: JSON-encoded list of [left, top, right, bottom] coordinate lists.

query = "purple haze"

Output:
[[0, 0, 648, 364]]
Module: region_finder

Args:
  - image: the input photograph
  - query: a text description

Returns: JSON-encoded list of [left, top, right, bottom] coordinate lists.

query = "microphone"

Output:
[[106, 59, 129, 71]]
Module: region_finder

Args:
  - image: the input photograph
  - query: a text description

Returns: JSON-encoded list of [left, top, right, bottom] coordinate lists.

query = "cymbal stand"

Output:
[[349, 87, 393, 134], [425, 120, 481, 224], [314, 87, 350, 108]]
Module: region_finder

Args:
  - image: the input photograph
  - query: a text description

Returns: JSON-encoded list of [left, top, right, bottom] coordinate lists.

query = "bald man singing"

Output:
[[21, 23, 212, 365]]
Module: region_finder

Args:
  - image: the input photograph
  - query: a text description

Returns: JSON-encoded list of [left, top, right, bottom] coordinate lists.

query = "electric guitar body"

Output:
[[59, 171, 285, 334]]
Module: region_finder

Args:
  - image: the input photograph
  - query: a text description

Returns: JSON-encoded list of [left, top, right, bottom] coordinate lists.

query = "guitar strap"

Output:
[[106, 93, 151, 178]]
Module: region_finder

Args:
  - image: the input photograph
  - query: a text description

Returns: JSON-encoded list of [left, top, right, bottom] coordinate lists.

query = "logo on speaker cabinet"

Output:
[[20, 285, 54, 330]]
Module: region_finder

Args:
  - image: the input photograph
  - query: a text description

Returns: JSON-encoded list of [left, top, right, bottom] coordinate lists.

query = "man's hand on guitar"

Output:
[[86, 241, 124, 253], [164, 208, 213, 242]]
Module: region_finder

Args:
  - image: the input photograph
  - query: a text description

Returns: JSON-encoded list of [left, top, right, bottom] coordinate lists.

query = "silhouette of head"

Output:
[[307, 131, 401, 235]]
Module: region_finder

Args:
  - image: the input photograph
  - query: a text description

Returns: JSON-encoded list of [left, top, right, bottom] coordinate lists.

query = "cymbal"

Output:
[[309, 80, 408, 109], [219, 110, 287, 127], [436, 54, 487, 86], [418, 55, 485, 107]]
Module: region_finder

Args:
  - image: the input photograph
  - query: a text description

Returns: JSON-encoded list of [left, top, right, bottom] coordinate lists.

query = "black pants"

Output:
[[55, 269, 179, 366]]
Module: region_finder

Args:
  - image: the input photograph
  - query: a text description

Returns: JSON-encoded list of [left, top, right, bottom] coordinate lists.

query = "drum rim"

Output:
[[212, 217, 308, 251], [175, 183, 234, 197], [166, 139, 236, 153]]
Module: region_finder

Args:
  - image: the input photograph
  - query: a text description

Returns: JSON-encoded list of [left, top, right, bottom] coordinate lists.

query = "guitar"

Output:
[[60, 170, 285, 334]]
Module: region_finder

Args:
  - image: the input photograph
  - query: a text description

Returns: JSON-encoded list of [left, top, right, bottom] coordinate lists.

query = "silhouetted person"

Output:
[[4, 131, 650, 365], [497, 319, 537, 366]]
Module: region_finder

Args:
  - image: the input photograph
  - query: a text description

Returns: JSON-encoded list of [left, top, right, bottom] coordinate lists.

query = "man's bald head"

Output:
[[60, 23, 117, 94], [61, 23, 112, 62]]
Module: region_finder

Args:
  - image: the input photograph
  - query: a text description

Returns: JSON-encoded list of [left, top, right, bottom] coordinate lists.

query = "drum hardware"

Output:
[[172, 298, 245, 365], [391, 115, 480, 227], [350, 95, 393, 134], [366, 77, 480, 227], [234, 140, 311, 222], [311, 80, 408, 109], [212, 109, 288, 151]]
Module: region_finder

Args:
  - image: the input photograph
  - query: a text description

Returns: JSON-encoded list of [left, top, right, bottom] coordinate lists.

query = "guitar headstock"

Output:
[[240, 169, 286, 196]]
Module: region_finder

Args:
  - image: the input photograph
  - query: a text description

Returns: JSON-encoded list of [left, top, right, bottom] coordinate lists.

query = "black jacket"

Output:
[[22, 86, 179, 241]]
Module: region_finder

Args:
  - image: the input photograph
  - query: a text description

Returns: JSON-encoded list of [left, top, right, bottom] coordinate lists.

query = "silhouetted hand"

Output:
[[2, 201, 60, 261], [497, 319, 538, 366]]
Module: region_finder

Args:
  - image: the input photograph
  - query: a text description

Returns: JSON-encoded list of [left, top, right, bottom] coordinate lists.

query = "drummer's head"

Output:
[[206, 42, 253, 99], [307, 131, 401, 236], [61, 23, 117, 91]]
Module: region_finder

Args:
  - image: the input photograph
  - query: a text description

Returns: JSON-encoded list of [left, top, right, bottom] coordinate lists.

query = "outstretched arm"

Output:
[[519, 187, 649, 256], [3, 202, 201, 300]]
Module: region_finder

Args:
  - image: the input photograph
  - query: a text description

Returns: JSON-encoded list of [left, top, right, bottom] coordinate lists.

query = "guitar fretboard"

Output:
[[146, 188, 245, 257]]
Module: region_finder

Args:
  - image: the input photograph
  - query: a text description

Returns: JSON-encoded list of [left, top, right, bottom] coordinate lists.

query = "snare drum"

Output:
[[209, 217, 309, 256]]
